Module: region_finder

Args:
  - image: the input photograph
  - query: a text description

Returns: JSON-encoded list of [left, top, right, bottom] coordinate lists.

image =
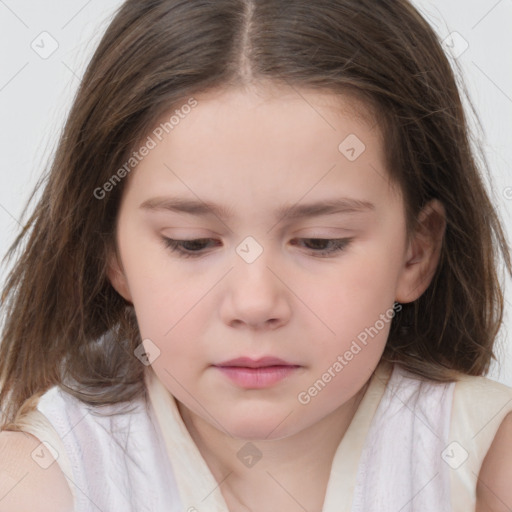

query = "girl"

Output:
[[0, 0, 511, 511]]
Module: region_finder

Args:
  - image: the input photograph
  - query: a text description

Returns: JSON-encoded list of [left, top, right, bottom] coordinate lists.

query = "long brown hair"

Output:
[[1, 0, 510, 430]]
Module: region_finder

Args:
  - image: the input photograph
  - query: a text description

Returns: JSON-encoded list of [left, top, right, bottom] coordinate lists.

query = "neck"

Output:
[[177, 379, 370, 511]]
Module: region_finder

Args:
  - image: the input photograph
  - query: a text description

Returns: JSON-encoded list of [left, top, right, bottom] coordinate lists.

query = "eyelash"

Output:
[[161, 237, 353, 258]]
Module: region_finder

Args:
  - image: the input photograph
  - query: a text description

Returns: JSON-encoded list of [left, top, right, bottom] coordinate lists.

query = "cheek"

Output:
[[117, 230, 194, 337], [305, 243, 403, 322], [293, 236, 404, 367], [129, 277, 199, 343]]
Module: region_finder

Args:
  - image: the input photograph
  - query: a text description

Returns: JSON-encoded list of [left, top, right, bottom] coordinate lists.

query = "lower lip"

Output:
[[215, 365, 300, 388]]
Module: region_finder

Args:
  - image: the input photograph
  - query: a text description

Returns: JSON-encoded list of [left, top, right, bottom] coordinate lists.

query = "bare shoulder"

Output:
[[0, 430, 73, 512], [476, 411, 512, 512]]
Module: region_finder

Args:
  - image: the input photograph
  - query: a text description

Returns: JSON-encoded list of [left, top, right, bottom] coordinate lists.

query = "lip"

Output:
[[215, 356, 295, 368], [213, 356, 301, 389]]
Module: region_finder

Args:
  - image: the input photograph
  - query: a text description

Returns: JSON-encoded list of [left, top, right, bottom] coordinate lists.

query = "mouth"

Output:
[[213, 356, 301, 388]]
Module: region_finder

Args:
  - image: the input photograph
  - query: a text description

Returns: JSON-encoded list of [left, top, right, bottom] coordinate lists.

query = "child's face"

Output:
[[109, 85, 425, 439]]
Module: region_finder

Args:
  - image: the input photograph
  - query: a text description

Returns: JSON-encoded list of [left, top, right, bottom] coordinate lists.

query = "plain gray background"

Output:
[[0, 0, 511, 383]]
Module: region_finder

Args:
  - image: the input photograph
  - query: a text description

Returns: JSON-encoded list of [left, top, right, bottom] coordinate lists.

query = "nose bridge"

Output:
[[220, 236, 291, 327], [231, 235, 277, 294]]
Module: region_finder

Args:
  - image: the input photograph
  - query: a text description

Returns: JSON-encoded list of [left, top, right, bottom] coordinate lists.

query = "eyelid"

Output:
[[161, 236, 354, 259]]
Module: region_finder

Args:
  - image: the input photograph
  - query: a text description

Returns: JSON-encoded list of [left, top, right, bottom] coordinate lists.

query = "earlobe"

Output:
[[106, 248, 133, 303], [395, 199, 446, 303]]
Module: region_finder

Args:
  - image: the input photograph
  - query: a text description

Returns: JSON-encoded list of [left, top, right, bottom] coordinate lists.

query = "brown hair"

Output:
[[1, 0, 510, 429]]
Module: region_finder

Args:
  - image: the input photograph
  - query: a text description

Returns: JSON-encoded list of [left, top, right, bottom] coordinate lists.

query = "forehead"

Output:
[[141, 84, 383, 166], [156, 83, 381, 139], [120, 83, 397, 217]]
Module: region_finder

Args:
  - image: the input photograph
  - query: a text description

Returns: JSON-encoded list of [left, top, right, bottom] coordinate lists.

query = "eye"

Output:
[[162, 237, 220, 258], [289, 238, 353, 257], [162, 237, 353, 258]]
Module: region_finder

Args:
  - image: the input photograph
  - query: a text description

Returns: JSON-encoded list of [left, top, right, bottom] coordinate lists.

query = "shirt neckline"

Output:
[[145, 359, 394, 511]]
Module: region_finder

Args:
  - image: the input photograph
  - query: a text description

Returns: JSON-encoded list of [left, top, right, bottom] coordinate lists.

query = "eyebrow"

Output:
[[140, 196, 375, 221]]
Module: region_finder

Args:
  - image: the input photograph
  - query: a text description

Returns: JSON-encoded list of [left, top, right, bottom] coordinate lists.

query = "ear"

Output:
[[106, 246, 133, 303], [395, 199, 446, 304]]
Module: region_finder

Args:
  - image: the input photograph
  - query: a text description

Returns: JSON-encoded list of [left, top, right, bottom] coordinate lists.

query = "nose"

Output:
[[219, 250, 292, 331]]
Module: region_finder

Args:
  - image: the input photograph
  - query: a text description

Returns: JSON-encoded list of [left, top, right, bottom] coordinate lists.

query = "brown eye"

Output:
[[290, 238, 353, 257], [162, 238, 220, 258]]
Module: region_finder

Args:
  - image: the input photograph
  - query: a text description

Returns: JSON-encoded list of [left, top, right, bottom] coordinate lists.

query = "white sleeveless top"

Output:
[[16, 360, 512, 511]]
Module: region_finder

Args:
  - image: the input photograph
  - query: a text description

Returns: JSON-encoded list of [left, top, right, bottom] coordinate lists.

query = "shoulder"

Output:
[[0, 430, 73, 512], [451, 372, 512, 431], [453, 371, 512, 395], [476, 410, 512, 512], [451, 374, 512, 511]]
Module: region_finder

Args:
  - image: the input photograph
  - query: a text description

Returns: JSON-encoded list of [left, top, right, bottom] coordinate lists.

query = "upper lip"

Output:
[[214, 356, 297, 368]]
